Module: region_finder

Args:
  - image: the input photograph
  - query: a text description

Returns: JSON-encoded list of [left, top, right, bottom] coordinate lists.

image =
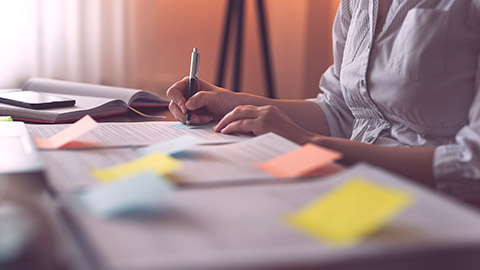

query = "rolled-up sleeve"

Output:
[[434, 54, 480, 200], [308, 1, 354, 139]]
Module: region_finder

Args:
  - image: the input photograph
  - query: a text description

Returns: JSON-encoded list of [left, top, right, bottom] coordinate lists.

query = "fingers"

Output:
[[169, 100, 213, 125], [191, 114, 214, 125], [214, 105, 259, 132], [169, 100, 185, 123], [220, 119, 261, 135], [166, 76, 189, 114], [185, 91, 218, 111]]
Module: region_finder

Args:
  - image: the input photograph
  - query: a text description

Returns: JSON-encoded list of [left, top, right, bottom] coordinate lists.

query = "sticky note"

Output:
[[91, 152, 181, 183], [172, 122, 214, 130], [135, 135, 204, 157], [254, 143, 342, 178], [286, 178, 412, 245], [34, 115, 98, 149], [0, 116, 12, 121], [76, 172, 173, 218]]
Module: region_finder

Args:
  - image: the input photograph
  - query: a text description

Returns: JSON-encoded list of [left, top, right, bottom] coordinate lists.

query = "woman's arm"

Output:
[[236, 93, 331, 136], [314, 136, 436, 186]]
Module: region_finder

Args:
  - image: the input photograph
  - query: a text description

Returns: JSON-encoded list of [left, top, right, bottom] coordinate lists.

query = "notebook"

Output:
[[0, 78, 169, 123]]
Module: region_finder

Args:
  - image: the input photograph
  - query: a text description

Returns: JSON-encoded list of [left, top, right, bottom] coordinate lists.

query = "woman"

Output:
[[167, 0, 480, 200]]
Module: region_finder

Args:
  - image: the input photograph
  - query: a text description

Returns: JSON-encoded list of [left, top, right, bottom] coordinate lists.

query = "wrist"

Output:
[[310, 134, 331, 148], [236, 92, 272, 107]]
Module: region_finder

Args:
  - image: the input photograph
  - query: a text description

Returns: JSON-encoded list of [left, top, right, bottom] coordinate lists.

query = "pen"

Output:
[[186, 48, 200, 125]]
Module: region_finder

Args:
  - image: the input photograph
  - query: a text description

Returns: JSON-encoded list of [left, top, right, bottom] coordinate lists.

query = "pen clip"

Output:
[[190, 48, 200, 79], [194, 53, 199, 78]]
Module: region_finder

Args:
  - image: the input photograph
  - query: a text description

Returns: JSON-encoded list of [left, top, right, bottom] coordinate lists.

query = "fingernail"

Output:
[[180, 105, 186, 114]]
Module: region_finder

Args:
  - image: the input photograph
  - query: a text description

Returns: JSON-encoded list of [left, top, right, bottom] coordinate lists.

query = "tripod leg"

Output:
[[256, 0, 276, 98], [232, 0, 245, 92], [216, 0, 236, 87]]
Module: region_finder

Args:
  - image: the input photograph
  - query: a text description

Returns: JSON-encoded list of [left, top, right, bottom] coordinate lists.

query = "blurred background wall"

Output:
[[0, 0, 339, 99]]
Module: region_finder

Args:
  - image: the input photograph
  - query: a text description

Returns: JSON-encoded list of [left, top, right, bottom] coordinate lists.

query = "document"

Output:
[[61, 163, 480, 270], [39, 133, 302, 192], [26, 121, 248, 148], [134, 135, 205, 156], [40, 148, 138, 192], [168, 132, 301, 184]]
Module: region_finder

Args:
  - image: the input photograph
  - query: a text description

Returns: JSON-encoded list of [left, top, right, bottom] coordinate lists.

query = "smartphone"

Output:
[[0, 91, 76, 109]]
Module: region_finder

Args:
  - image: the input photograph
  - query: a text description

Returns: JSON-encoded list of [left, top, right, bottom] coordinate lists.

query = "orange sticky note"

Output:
[[254, 143, 342, 178], [34, 115, 99, 149]]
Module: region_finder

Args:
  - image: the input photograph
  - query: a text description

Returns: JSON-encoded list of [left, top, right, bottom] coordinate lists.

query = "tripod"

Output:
[[215, 0, 276, 98]]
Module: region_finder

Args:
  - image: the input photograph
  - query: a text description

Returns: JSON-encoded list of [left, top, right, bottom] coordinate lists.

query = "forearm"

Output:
[[315, 136, 436, 186], [236, 92, 330, 136]]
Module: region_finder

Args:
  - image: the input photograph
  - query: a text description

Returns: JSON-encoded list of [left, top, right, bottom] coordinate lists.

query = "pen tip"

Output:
[[193, 48, 198, 53], [186, 120, 191, 126]]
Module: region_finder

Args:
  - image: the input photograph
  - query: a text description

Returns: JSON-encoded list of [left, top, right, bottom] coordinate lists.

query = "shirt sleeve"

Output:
[[307, 1, 355, 139], [434, 48, 480, 201]]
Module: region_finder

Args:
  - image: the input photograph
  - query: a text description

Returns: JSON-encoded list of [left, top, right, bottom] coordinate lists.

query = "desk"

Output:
[[60, 164, 480, 270], [5, 108, 480, 270]]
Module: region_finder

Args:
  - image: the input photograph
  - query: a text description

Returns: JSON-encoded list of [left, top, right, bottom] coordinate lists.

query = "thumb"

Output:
[[185, 91, 218, 111]]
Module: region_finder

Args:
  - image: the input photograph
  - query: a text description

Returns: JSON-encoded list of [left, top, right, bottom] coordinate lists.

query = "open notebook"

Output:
[[0, 78, 169, 123]]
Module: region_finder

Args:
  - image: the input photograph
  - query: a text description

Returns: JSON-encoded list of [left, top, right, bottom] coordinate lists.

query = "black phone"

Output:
[[0, 91, 76, 109]]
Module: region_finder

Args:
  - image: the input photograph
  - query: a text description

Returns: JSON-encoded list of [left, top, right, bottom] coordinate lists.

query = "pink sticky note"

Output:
[[254, 143, 342, 178], [34, 115, 99, 149]]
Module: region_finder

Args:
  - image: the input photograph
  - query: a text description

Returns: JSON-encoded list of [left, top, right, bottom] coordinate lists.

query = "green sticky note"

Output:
[[0, 116, 12, 121]]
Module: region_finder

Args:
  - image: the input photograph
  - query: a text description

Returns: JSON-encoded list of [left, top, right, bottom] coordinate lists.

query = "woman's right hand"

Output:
[[166, 77, 240, 125]]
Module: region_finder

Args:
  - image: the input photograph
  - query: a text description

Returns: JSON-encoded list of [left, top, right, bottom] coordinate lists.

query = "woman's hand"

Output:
[[166, 77, 240, 125], [213, 105, 317, 145]]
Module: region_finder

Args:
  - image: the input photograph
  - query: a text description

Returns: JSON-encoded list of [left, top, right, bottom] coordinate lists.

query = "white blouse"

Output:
[[310, 0, 480, 200]]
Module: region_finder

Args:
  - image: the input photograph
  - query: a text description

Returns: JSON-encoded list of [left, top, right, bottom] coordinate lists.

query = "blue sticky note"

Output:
[[135, 134, 204, 157], [171, 122, 215, 130], [76, 172, 173, 218]]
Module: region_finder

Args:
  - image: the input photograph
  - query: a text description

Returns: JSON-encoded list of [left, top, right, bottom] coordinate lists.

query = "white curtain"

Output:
[[0, 0, 138, 88]]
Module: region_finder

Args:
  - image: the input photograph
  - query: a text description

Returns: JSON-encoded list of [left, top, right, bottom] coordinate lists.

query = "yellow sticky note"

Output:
[[91, 153, 181, 183], [254, 143, 342, 178], [34, 115, 98, 149], [286, 178, 412, 246]]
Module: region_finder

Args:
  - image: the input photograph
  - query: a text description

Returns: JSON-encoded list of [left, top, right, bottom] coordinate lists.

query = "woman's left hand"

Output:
[[213, 105, 317, 145]]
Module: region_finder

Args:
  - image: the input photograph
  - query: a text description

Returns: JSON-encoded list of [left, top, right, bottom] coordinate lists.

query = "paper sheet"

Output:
[[62, 163, 480, 270], [26, 121, 248, 148], [39, 148, 139, 192], [91, 153, 181, 183], [39, 133, 332, 193], [34, 114, 98, 149], [76, 172, 173, 218], [135, 135, 205, 156], [255, 143, 342, 178], [167, 132, 301, 184], [286, 178, 412, 245]]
